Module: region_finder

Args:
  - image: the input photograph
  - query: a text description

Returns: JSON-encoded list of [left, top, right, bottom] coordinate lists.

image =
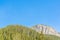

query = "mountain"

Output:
[[0, 25, 43, 40], [0, 25, 60, 40], [32, 24, 60, 37]]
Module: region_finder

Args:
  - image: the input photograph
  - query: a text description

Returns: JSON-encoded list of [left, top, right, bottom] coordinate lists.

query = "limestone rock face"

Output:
[[32, 24, 60, 37]]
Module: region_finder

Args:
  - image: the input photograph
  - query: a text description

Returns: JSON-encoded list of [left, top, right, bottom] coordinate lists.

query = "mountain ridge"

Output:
[[0, 25, 60, 40]]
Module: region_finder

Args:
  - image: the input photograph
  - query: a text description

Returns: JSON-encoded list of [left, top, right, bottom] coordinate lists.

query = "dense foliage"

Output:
[[0, 25, 60, 40]]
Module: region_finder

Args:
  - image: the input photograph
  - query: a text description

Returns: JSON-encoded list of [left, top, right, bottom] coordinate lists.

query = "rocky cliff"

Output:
[[32, 24, 60, 37]]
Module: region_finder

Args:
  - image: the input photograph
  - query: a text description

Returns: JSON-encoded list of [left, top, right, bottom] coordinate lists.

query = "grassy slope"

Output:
[[0, 25, 60, 40], [44, 35, 60, 40]]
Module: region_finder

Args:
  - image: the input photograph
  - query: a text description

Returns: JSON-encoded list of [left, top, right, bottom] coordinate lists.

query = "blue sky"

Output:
[[0, 0, 60, 32]]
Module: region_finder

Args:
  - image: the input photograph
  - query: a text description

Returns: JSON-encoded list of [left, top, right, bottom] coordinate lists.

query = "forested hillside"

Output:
[[0, 25, 60, 40]]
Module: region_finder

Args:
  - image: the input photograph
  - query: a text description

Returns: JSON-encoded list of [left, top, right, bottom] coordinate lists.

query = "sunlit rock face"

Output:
[[32, 24, 60, 37]]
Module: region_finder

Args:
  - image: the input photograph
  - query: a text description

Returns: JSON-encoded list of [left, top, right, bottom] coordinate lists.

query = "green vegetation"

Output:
[[0, 25, 60, 40], [44, 34, 60, 40]]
